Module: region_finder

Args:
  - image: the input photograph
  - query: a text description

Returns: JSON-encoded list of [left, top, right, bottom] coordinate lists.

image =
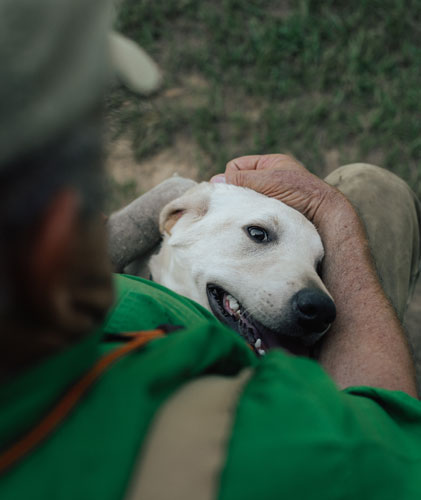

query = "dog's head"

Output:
[[149, 182, 335, 356]]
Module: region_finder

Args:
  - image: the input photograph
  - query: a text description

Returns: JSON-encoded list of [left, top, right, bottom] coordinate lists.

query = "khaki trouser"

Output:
[[325, 163, 421, 321]]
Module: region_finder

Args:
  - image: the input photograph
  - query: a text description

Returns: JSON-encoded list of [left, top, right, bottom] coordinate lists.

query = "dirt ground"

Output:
[[107, 135, 200, 195]]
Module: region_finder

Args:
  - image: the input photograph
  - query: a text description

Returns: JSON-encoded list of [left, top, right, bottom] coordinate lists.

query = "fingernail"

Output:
[[210, 174, 226, 183]]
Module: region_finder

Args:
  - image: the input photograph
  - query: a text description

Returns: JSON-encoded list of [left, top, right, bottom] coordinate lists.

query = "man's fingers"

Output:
[[226, 154, 287, 173], [213, 154, 352, 230], [222, 167, 334, 224], [224, 167, 254, 188], [225, 155, 262, 174], [210, 174, 226, 183], [225, 154, 307, 175], [224, 168, 283, 196]]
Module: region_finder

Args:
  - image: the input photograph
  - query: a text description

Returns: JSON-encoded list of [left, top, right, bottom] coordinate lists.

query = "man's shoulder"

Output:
[[0, 296, 255, 498]]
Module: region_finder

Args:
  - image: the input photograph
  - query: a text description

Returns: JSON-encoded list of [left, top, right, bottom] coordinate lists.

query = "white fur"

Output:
[[149, 182, 331, 334]]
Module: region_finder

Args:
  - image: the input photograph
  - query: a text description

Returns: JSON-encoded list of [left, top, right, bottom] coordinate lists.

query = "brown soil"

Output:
[[106, 134, 201, 194]]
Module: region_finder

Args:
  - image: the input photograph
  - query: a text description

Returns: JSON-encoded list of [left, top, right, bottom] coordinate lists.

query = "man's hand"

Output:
[[212, 154, 355, 237], [212, 154, 418, 397]]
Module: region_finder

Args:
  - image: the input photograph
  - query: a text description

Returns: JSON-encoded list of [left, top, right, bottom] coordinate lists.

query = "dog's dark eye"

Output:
[[246, 226, 269, 243]]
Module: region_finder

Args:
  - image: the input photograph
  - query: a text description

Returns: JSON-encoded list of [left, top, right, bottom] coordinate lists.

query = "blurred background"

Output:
[[106, 0, 421, 209], [105, 0, 421, 372]]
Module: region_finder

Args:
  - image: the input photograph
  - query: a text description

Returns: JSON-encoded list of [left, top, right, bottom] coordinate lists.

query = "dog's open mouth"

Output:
[[206, 284, 309, 356]]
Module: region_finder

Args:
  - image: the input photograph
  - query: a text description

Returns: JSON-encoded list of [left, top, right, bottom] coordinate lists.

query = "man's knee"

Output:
[[324, 162, 421, 319], [325, 163, 412, 201]]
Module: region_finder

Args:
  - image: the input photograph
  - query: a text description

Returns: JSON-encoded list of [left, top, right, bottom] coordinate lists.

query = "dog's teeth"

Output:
[[227, 295, 239, 312], [258, 349, 266, 356], [254, 338, 262, 349]]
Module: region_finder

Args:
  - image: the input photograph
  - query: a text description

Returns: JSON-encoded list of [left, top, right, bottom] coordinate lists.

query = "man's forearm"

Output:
[[317, 197, 417, 397], [221, 154, 418, 396]]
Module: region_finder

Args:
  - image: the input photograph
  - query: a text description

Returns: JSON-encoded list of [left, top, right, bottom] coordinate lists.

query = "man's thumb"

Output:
[[210, 170, 258, 189], [210, 174, 226, 183]]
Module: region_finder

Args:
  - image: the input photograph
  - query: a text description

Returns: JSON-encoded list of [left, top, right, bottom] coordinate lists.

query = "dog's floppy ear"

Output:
[[161, 208, 185, 235], [159, 183, 211, 235]]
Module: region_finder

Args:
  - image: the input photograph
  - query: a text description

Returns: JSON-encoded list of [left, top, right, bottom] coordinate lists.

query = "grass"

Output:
[[107, 0, 421, 205]]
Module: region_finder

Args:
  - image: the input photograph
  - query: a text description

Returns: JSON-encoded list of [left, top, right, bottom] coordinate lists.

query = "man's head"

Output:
[[0, 113, 113, 379], [0, 0, 159, 379]]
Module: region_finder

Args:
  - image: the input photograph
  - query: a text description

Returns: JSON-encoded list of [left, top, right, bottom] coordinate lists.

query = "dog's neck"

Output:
[[148, 235, 204, 307]]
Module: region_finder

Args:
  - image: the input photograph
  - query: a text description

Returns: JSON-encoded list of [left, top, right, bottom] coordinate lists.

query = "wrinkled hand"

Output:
[[211, 154, 350, 231]]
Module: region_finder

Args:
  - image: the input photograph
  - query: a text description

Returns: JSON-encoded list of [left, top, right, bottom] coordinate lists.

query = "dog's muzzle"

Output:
[[206, 284, 336, 357]]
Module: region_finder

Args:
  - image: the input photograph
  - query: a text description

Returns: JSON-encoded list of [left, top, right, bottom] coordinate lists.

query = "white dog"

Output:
[[149, 182, 336, 355]]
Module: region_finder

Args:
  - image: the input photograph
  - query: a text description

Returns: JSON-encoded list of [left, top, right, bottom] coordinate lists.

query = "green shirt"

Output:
[[1, 274, 421, 499]]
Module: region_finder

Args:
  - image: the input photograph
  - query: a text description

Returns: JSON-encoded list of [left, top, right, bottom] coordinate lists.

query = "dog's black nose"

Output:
[[292, 288, 336, 334]]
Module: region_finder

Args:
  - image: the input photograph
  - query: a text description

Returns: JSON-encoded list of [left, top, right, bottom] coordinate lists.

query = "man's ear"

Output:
[[29, 190, 79, 289], [159, 183, 212, 235], [26, 190, 81, 328], [26, 190, 113, 335]]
